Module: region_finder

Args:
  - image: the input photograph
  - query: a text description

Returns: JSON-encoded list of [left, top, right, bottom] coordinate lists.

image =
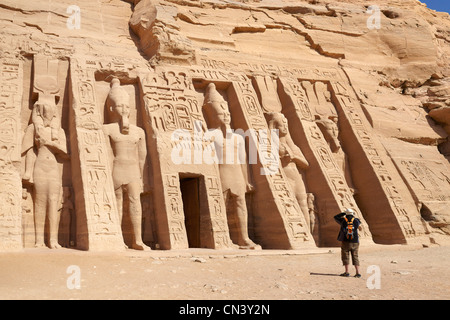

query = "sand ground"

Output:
[[0, 243, 449, 301]]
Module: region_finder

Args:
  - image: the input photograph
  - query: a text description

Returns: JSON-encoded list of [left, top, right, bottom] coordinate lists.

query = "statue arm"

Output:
[[40, 129, 68, 157], [287, 134, 309, 170], [57, 129, 68, 155], [238, 135, 253, 192], [102, 125, 114, 173], [21, 124, 35, 155], [138, 129, 147, 179]]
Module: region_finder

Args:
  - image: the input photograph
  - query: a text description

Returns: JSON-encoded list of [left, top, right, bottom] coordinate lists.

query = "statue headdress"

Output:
[[202, 83, 227, 122], [203, 83, 225, 107], [107, 77, 129, 108]]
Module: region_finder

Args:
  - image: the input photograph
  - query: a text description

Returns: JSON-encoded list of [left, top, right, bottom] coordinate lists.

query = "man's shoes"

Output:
[[339, 272, 361, 278]]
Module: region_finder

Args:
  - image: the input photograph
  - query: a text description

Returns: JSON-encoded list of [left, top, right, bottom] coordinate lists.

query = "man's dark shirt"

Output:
[[334, 212, 361, 243]]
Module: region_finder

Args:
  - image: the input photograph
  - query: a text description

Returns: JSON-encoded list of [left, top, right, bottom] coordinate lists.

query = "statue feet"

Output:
[[49, 241, 62, 249], [131, 241, 151, 251], [35, 242, 47, 249], [35, 241, 62, 249], [238, 239, 262, 250]]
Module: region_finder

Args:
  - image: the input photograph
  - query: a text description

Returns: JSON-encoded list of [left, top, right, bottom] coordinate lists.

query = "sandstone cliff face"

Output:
[[0, 0, 449, 251]]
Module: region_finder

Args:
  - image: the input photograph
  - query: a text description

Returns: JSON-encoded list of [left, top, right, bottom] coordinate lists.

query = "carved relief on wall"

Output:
[[141, 68, 206, 166], [69, 58, 125, 251], [204, 175, 235, 249], [0, 58, 23, 250], [229, 77, 313, 248], [164, 173, 188, 248], [385, 139, 450, 235], [277, 76, 371, 246]]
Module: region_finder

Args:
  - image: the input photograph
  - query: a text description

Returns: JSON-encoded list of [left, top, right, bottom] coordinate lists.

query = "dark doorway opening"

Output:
[[180, 177, 201, 248]]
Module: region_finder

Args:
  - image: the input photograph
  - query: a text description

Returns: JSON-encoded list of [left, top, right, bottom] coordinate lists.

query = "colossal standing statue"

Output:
[[22, 95, 68, 248], [103, 77, 149, 250], [265, 112, 312, 231], [203, 83, 260, 249]]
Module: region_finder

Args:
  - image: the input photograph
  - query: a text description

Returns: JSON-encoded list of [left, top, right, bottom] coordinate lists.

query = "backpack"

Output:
[[343, 216, 355, 240]]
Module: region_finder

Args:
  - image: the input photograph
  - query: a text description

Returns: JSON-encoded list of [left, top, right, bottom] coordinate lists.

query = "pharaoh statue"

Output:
[[22, 94, 68, 248], [265, 112, 313, 231], [203, 83, 260, 249], [103, 77, 149, 250]]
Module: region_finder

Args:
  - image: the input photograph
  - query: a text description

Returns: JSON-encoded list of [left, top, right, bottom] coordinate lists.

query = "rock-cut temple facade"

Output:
[[0, 0, 449, 251]]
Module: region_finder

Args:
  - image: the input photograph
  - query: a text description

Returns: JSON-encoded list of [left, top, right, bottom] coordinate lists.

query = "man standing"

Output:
[[334, 208, 362, 278]]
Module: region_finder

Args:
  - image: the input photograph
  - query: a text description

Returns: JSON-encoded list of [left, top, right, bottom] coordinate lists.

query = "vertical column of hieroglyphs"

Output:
[[230, 79, 313, 249], [0, 59, 23, 250], [140, 69, 188, 249], [69, 58, 124, 250], [278, 77, 372, 246], [204, 175, 234, 249], [330, 81, 426, 243], [162, 173, 188, 249]]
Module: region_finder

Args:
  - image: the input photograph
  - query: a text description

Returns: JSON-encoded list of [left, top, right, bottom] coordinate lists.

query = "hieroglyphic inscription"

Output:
[[0, 59, 23, 250], [70, 58, 123, 249], [0, 36, 75, 60], [164, 173, 188, 248], [143, 69, 201, 133], [205, 176, 234, 248], [398, 160, 450, 202], [198, 57, 343, 82], [278, 78, 313, 121]]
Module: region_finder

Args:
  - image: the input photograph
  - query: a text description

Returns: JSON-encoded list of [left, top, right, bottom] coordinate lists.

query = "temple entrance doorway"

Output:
[[180, 177, 201, 248]]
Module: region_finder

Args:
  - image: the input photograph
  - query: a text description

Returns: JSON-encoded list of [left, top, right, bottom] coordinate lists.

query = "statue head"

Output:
[[203, 83, 231, 129], [34, 95, 57, 127], [266, 112, 288, 137], [107, 77, 130, 134], [316, 116, 341, 152]]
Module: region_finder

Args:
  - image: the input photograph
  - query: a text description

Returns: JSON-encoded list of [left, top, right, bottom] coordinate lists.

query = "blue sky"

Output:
[[421, 0, 450, 13]]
